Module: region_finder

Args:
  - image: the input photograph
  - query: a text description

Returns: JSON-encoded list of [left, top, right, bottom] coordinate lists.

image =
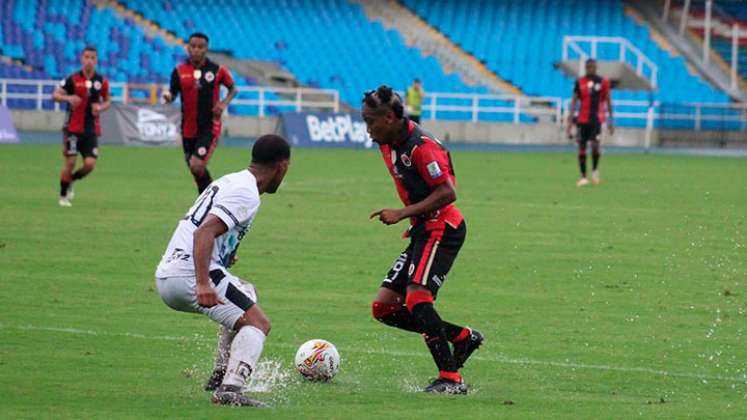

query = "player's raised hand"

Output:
[[196, 283, 224, 307], [370, 208, 404, 225], [68, 95, 82, 108]]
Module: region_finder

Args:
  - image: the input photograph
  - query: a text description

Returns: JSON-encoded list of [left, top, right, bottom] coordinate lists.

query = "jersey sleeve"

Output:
[[412, 139, 452, 188], [61, 76, 75, 95], [218, 66, 235, 89], [169, 68, 181, 98], [209, 188, 259, 230]]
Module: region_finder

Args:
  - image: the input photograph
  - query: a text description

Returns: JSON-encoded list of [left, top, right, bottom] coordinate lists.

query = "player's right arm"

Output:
[[163, 68, 180, 103], [52, 77, 81, 108], [192, 215, 228, 307]]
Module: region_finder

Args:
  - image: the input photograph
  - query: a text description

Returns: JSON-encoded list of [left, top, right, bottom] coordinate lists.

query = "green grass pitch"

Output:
[[0, 143, 745, 419]]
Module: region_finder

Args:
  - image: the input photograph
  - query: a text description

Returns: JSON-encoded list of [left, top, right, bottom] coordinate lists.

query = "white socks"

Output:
[[213, 326, 237, 372], [222, 325, 266, 387]]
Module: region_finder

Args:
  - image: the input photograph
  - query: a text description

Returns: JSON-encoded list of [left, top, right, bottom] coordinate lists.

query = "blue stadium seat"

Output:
[[402, 0, 731, 104]]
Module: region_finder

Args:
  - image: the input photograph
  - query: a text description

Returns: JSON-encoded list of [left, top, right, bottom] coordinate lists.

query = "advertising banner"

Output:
[[101, 103, 181, 145], [0, 105, 19, 144], [280, 112, 373, 149]]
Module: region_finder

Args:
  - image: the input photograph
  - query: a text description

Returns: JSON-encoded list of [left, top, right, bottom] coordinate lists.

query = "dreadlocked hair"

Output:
[[362, 85, 404, 119]]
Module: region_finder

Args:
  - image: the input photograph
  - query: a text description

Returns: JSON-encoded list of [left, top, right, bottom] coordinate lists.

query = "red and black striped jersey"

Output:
[[573, 75, 611, 124], [60, 71, 109, 136], [169, 58, 234, 138], [379, 119, 464, 230]]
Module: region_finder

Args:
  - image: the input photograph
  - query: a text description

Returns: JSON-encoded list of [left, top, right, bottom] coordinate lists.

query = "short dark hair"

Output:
[[362, 85, 404, 119], [252, 134, 290, 164], [83, 46, 97, 54], [586, 58, 596, 65], [189, 32, 209, 44]]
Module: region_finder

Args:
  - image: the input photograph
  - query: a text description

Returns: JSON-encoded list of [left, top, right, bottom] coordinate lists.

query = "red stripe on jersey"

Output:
[[63, 72, 108, 136], [176, 63, 199, 137]]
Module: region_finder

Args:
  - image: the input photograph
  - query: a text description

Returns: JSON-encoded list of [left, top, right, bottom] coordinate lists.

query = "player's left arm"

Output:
[[213, 66, 237, 118], [371, 142, 456, 225], [604, 79, 614, 135], [92, 79, 111, 116]]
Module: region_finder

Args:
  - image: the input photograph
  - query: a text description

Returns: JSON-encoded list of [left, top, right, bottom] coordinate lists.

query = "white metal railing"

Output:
[[2, 78, 745, 133], [562, 36, 659, 88], [230, 86, 339, 116], [415, 92, 562, 124], [0, 79, 339, 114]]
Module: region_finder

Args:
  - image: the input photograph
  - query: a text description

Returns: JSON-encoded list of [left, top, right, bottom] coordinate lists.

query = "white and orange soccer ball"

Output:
[[294, 339, 340, 381]]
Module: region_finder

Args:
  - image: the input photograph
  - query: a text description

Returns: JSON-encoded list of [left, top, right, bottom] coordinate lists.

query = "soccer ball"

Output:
[[294, 339, 340, 381]]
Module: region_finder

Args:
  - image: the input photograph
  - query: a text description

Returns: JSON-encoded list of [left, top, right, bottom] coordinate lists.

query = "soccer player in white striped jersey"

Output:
[[155, 134, 290, 407]]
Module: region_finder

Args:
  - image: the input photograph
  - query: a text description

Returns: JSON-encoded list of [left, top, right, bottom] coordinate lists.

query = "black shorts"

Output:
[[182, 121, 221, 163], [380, 221, 466, 298], [577, 122, 601, 146], [63, 132, 99, 159]]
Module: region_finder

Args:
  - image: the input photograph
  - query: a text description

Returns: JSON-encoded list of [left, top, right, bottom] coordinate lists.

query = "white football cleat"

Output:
[[591, 170, 601, 185], [58, 197, 72, 207], [576, 178, 590, 187]]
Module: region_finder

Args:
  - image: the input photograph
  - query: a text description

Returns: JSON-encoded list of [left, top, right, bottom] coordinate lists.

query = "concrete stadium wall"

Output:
[[13, 109, 741, 148]]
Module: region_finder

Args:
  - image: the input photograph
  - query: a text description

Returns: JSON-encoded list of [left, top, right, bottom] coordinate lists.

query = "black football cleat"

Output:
[[204, 368, 226, 391], [423, 378, 468, 395], [211, 385, 267, 407], [453, 328, 484, 369]]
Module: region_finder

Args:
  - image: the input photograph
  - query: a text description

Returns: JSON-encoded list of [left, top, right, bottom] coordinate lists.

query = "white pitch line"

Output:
[[2, 323, 745, 384]]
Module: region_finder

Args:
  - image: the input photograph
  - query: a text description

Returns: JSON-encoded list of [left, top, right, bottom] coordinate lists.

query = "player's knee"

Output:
[[189, 161, 206, 177], [372, 300, 399, 321], [251, 314, 271, 336], [404, 289, 434, 313]]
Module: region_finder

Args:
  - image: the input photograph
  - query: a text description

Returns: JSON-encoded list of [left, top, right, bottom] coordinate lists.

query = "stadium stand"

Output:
[[1, 0, 184, 83], [117, 0, 493, 115], [401, 0, 730, 104], [0, 0, 742, 126]]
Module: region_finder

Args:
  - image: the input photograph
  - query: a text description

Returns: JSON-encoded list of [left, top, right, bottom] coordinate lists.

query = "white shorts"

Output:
[[156, 268, 258, 329]]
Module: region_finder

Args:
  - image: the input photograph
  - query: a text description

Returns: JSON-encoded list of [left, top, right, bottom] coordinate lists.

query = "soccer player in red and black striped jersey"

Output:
[[567, 59, 614, 187], [362, 85, 483, 395], [163, 33, 237, 194], [52, 46, 111, 207]]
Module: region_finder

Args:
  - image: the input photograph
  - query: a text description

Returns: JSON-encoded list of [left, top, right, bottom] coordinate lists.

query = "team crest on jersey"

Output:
[[93, 80, 102, 90], [197, 147, 207, 156], [426, 161, 442, 179], [587, 81, 594, 89], [193, 69, 202, 80], [85, 80, 93, 89], [204, 71, 215, 82], [594, 83, 601, 91], [400, 153, 411, 167]]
